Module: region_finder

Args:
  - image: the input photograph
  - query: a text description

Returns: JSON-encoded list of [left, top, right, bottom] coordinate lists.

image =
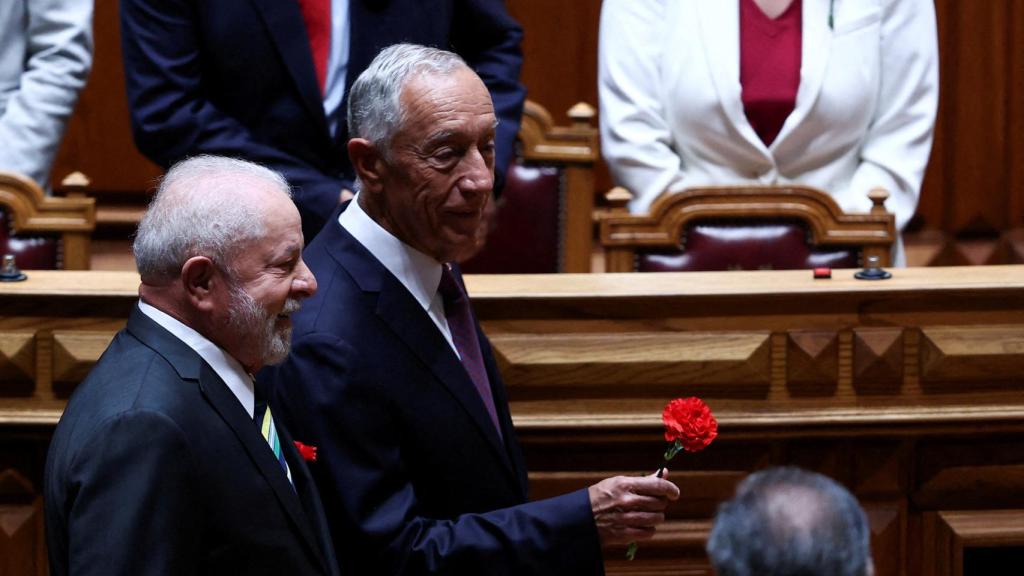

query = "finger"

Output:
[[599, 525, 658, 546], [630, 476, 681, 500], [609, 510, 666, 528], [616, 492, 672, 512]]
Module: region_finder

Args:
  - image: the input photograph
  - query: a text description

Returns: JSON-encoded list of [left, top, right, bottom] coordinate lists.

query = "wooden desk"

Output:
[[3, 268, 1024, 575]]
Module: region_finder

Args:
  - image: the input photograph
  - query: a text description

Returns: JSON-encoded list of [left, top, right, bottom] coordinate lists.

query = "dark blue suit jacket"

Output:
[[260, 205, 604, 575], [45, 306, 339, 576], [121, 0, 526, 241]]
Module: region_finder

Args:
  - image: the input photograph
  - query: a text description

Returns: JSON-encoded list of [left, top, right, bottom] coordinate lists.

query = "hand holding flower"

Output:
[[589, 470, 680, 546], [626, 397, 718, 560]]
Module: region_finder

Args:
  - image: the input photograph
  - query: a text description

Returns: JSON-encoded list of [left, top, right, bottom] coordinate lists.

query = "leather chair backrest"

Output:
[[460, 162, 562, 274], [0, 206, 60, 270], [637, 219, 860, 272]]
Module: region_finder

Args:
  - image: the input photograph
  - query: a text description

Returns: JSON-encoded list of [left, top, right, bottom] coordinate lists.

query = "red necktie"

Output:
[[297, 0, 331, 94], [438, 265, 503, 439]]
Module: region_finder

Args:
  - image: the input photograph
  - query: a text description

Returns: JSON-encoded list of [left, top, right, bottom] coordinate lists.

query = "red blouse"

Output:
[[740, 0, 802, 147]]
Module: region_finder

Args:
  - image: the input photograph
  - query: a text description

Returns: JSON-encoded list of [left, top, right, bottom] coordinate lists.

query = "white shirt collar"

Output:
[[137, 301, 256, 418], [338, 195, 459, 354], [338, 194, 443, 311]]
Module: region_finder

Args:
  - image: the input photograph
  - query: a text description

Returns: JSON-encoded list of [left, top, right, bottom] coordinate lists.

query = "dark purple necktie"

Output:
[[438, 265, 502, 439]]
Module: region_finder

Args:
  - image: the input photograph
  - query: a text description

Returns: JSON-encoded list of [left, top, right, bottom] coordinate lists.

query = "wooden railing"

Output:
[[3, 267, 1024, 574]]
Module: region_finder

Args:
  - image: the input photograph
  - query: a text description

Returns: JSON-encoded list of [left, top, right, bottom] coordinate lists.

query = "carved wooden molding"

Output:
[[919, 325, 1024, 387], [0, 332, 35, 384], [600, 185, 896, 271], [0, 475, 37, 545], [51, 331, 116, 385], [492, 331, 771, 393], [923, 510, 1024, 576], [0, 170, 96, 270], [865, 503, 903, 570], [602, 185, 894, 248], [786, 330, 839, 394], [853, 328, 904, 393], [517, 100, 597, 164], [0, 171, 95, 233]]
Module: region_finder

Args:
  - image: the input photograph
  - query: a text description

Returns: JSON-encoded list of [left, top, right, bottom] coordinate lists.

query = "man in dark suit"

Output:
[[45, 156, 337, 576], [260, 44, 680, 575], [120, 0, 525, 241]]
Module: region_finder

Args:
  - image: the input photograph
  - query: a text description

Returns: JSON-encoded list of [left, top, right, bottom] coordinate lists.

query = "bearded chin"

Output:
[[227, 286, 296, 367]]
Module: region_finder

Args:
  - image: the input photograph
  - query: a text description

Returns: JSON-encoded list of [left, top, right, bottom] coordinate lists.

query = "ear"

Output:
[[347, 138, 385, 193], [180, 256, 221, 312]]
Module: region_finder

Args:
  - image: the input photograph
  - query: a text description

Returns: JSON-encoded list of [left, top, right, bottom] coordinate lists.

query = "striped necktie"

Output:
[[255, 400, 293, 486]]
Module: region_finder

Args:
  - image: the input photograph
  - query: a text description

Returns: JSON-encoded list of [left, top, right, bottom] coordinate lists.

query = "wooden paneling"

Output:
[[921, 510, 1024, 576], [52, 0, 162, 196], [5, 268, 1024, 574]]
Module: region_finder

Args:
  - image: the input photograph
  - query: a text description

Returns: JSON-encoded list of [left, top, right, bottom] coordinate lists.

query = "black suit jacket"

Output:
[[45, 307, 339, 576], [260, 205, 604, 575], [121, 0, 526, 241]]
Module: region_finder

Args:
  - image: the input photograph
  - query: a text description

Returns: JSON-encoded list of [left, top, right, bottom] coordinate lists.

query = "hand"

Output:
[[339, 188, 355, 203], [589, 471, 680, 547]]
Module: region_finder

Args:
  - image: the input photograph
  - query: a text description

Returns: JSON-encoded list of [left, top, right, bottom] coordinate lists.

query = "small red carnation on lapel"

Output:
[[294, 441, 318, 462]]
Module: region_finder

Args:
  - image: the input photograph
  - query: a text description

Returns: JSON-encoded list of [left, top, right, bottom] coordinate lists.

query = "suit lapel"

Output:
[[773, 0, 833, 148], [476, 327, 529, 498], [248, 0, 331, 133], [198, 363, 327, 566], [695, 0, 767, 155], [327, 220, 518, 481], [276, 412, 339, 576], [128, 305, 328, 571]]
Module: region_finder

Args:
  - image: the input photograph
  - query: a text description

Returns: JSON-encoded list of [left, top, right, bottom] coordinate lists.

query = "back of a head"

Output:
[[133, 155, 291, 285], [706, 466, 872, 576]]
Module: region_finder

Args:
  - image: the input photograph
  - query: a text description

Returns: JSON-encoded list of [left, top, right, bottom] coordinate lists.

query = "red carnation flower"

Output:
[[628, 397, 717, 561], [662, 397, 718, 452]]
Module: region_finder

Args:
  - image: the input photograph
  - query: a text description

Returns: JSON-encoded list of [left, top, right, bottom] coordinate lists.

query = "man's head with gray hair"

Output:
[[134, 155, 317, 373], [346, 44, 497, 263], [706, 467, 874, 576], [134, 155, 292, 284], [347, 43, 469, 156]]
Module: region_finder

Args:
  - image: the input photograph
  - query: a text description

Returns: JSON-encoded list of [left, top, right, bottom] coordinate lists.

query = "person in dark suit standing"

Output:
[[45, 155, 337, 576], [120, 0, 525, 242], [260, 44, 680, 576]]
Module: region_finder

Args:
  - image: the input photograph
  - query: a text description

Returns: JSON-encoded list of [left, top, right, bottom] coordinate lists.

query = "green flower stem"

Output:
[[628, 440, 684, 560]]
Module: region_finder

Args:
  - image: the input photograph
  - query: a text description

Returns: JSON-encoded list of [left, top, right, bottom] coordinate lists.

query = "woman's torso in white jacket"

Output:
[[598, 0, 938, 237]]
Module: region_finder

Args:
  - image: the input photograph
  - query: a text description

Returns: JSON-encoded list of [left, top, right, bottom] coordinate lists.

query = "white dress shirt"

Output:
[[138, 301, 256, 418], [339, 195, 460, 355]]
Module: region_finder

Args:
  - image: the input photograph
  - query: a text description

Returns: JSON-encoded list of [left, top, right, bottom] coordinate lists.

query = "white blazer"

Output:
[[0, 0, 92, 191], [599, 0, 938, 245]]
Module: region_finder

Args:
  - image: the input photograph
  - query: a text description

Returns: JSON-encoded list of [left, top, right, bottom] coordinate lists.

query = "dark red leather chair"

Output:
[[0, 171, 95, 271], [0, 206, 61, 270], [460, 101, 598, 274], [601, 186, 895, 273]]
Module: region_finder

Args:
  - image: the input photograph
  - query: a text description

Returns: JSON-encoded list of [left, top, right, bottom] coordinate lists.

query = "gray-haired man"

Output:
[[707, 466, 874, 576], [45, 156, 337, 576], [262, 43, 680, 575]]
